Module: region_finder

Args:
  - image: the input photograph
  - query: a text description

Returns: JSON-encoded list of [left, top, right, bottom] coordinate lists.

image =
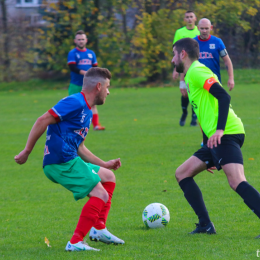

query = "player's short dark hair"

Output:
[[83, 67, 111, 91], [185, 10, 195, 15], [85, 67, 112, 80], [173, 38, 199, 61], [75, 30, 86, 37]]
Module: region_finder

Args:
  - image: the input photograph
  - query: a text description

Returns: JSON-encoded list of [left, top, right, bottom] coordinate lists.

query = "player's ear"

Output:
[[210, 25, 213, 31], [96, 82, 102, 91], [74, 39, 77, 44]]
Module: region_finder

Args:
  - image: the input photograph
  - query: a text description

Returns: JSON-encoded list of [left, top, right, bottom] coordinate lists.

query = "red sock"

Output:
[[94, 182, 116, 230], [70, 197, 105, 244], [92, 113, 99, 127]]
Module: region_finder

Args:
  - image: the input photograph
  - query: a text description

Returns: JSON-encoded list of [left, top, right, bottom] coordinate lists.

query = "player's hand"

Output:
[[105, 158, 121, 170], [227, 78, 234, 91], [14, 150, 30, 164], [180, 88, 188, 97], [207, 166, 217, 174], [172, 70, 179, 80], [207, 130, 224, 149]]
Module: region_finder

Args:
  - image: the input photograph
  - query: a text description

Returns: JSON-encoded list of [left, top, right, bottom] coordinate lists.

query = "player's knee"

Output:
[[89, 184, 109, 203], [228, 180, 237, 191], [106, 169, 116, 183], [175, 167, 183, 182], [100, 189, 109, 203]]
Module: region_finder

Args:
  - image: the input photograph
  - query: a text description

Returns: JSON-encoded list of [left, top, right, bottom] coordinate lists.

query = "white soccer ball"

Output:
[[142, 203, 170, 229]]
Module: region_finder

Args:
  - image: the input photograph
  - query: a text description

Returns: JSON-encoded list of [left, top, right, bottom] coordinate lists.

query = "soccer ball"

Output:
[[142, 203, 170, 229]]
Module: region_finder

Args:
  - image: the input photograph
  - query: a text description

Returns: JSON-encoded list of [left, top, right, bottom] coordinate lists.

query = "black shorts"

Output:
[[194, 134, 245, 171]]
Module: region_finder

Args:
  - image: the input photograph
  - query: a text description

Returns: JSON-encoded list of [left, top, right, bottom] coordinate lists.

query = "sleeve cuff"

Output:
[[48, 109, 60, 122]]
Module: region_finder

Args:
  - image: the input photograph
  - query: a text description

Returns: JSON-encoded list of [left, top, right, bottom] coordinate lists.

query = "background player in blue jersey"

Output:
[[194, 18, 234, 90], [68, 30, 105, 131], [194, 18, 235, 146], [15, 67, 125, 252]]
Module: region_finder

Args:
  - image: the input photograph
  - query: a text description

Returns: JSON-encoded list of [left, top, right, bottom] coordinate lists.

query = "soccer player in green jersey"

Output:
[[172, 37, 260, 235], [172, 11, 200, 126]]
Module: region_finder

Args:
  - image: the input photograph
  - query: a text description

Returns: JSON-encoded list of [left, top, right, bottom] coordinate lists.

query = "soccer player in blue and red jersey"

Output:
[[194, 18, 235, 146], [68, 30, 105, 131], [15, 67, 125, 252], [194, 18, 234, 90]]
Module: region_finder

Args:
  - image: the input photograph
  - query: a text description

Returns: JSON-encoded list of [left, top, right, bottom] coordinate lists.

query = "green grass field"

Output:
[[1, 73, 260, 259]]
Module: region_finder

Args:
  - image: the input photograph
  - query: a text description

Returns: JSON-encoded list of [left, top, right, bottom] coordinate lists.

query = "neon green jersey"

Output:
[[185, 61, 245, 138], [173, 26, 200, 44]]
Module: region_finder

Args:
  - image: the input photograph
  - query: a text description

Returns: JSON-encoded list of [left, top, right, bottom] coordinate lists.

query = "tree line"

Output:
[[0, 0, 259, 82]]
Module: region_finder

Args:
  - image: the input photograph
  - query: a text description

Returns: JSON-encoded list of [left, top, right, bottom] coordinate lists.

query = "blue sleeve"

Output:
[[51, 96, 82, 121], [218, 38, 226, 52], [67, 50, 76, 65]]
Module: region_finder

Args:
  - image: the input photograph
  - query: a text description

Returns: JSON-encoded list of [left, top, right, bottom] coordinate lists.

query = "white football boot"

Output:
[[65, 241, 100, 251], [89, 227, 125, 244]]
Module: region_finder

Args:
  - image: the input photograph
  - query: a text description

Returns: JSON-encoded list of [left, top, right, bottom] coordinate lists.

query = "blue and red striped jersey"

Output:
[[67, 47, 97, 86], [43, 92, 92, 167], [194, 35, 226, 83]]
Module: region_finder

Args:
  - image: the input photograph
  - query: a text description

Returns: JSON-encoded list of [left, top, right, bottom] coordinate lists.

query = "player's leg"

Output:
[[44, 158, 104, 251], [176, 150, 216, 234], [223, 163, 260, 224], [190, 107, 198, 126], [69, 182, 108, 250], [215, 133, 260, 236], [89, 166, 125, 244], [92, 105, 105, 131], [179, 73, 188, 126]]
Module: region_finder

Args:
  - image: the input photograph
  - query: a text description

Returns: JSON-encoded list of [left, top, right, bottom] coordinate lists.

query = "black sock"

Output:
[[179, 177, 211, 226], [181, 96, 189, 114], [236, 181, 260, 218], [192, 108, 196, 118]]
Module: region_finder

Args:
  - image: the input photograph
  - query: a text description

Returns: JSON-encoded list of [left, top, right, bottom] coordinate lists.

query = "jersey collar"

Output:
[[76, 47, 87, 52], [198, 35, 211, 42], [80, 92, 92, 110]]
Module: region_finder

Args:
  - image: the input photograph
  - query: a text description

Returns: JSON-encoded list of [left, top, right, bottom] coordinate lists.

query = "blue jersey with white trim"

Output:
[[67, 48, 97, 86], [194, 35, 226, 83], [43, 92, 92, 167]]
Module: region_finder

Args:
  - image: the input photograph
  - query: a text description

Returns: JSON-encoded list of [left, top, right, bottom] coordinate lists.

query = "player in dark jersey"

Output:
[[194, 18, 234, 90], [68, 30, 105, 131], [172, 11, 200, 127], [172, 37, 260, 236], [15, 67, 125, 252]]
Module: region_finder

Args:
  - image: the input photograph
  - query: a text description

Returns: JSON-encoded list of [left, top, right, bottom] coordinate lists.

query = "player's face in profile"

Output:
[[184, 12, 196, 26], [74, 34, 87, 49], [172, 47, 184, 73], [198, 21, 212, 40], [95, 78, 110, 105]]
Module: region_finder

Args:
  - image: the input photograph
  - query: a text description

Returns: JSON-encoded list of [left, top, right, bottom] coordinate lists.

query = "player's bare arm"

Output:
[[222, 55, 234, 91], [14, 112, 56, 164], [77, 142, 121, 170]]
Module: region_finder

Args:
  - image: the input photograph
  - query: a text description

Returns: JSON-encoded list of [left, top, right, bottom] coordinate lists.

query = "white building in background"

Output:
[[1, 0, 57, 26]]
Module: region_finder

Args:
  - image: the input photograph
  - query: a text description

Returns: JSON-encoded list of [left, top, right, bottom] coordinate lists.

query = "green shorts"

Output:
[[68, 83, 82, 95], [43, 157, 101, 201]]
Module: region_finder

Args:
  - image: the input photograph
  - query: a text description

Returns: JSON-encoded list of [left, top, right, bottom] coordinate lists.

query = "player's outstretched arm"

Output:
[[77, 142, 121, 170], [222, 55, 234, 91], [14, 112, 56, 165]]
